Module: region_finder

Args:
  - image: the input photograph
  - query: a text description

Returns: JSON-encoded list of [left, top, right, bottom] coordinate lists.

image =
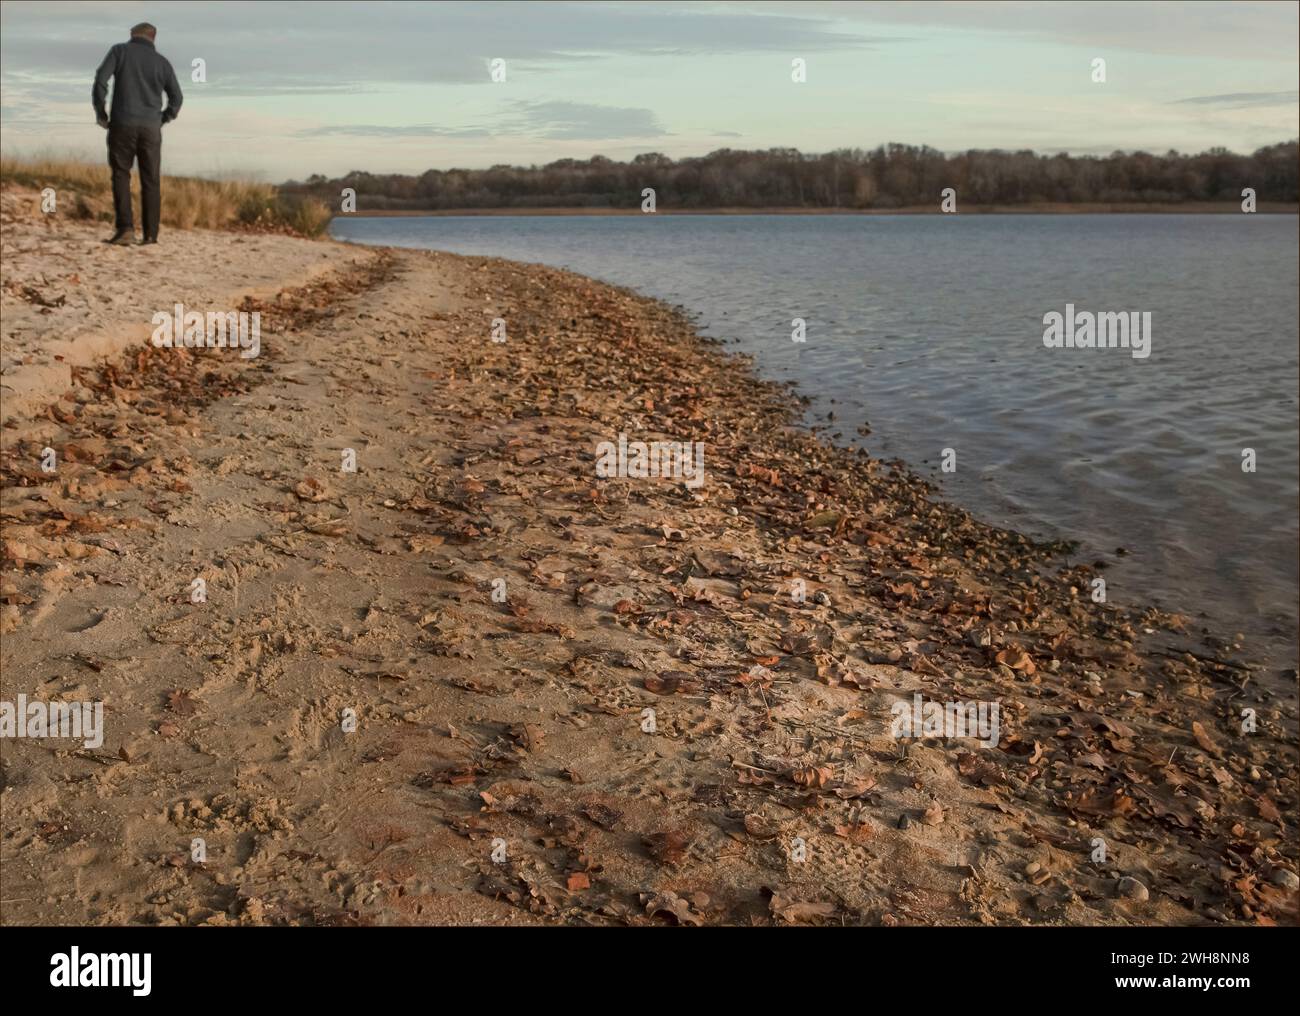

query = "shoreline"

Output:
[[324, 219, 1299, 684], [2, 197, 1296, 926], [328, 202, 1300, 219]]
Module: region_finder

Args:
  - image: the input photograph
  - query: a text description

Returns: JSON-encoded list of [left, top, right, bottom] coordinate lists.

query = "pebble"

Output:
[[813, 591, 831, 606], [1117, 876, 1149, 901], [897, 814, 912, 830], [1024, 861, 1041, 876], [1270, 868, 1299, 890]]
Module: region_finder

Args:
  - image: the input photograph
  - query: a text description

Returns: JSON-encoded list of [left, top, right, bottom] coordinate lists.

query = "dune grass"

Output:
[[0, 156, 331, 237]]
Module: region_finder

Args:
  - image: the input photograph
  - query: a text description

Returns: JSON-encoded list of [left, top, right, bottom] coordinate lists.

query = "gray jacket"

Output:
[[93, 36, 183, 127]]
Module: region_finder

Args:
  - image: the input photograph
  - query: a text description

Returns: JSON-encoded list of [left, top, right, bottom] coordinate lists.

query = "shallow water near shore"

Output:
[[330, 213, 1299, 673]]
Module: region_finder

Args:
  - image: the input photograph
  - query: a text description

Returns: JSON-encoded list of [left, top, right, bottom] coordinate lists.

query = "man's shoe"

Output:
[[139, 237, 158, 246], [104, 230, 135, 246]]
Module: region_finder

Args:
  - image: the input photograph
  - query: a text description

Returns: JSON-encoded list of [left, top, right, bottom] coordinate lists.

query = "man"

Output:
[[92, 22, 183, 246]]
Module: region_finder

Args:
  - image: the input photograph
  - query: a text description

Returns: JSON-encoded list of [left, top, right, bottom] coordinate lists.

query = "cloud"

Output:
[[1174, 90, 1299, 109], [297, 123, 491, 139], [506, 101, 667, 140], [295, 101, 667, 142], [0, 0, 904, 92], [762, 0, 1300, 62]]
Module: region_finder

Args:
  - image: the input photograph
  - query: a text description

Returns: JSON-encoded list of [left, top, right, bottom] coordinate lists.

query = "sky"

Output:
[[1, 0, 1297, 181]]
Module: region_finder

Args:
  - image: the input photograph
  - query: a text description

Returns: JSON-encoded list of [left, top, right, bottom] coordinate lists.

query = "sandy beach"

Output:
[[1, 184, 1296, 927]]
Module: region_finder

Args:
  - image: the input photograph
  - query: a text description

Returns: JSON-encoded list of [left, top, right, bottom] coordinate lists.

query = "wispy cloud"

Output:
[[1174, 90, 1299, 109], [297, 123, 491, 139], [508, 101, 667, 140], [794, 0, 1300, 61], [296, 101, 667, 142], [0, 0, 900, 90]]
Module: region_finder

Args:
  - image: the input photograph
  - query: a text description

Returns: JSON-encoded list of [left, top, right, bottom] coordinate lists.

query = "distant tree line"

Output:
[[282, 141, 1299, 210]]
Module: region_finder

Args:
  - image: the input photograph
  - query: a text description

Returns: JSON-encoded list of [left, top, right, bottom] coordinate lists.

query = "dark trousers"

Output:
[[107, 123, 162, 238]]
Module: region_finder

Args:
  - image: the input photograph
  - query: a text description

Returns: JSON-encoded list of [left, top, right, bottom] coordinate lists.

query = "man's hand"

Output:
[[97, 114, 110, 129]]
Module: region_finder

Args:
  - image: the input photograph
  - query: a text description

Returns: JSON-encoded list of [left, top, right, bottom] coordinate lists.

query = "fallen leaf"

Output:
[[743, 813, 778, 839], [643, 830, 689, 866], [1191, 721, 1223, 758], [642, 891, 702, 926], [770, 894, 836, 925], [995, 646, 1036, 674], [165, 690, 196, 716], [791, 765, 834, 789], [509, 723, 546, 752], [582, 802, 622, 830], [294, 477, 329, 502]]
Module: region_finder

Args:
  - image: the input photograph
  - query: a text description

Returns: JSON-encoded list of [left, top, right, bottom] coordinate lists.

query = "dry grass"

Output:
[[0, 156, 331, 236]]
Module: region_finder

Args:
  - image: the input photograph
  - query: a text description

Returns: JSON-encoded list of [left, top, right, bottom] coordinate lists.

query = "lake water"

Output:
[[330, 214, 1299, 672]]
